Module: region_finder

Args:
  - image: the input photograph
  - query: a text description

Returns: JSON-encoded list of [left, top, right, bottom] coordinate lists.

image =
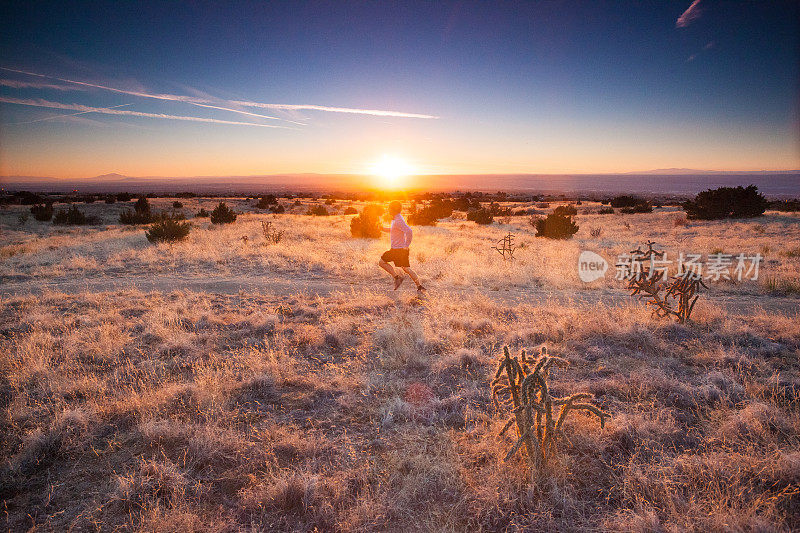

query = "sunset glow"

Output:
[[369, 155, 416, 190]]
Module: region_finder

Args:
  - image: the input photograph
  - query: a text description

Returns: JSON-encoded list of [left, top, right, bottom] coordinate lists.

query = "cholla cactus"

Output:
[[625, 241, 706, 323], [491, 346, 609, 474]]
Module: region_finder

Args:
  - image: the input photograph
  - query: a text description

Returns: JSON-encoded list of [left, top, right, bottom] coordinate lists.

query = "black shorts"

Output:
[[381, 248, 410, 267]]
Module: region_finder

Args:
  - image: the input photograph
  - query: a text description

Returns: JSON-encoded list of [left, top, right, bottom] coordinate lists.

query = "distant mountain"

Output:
[[633, 168, 800, 175]]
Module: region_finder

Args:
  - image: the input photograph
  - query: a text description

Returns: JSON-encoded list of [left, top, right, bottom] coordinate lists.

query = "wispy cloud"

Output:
[[0, 97, 294, 128], [187, 102, 307, 126], [0, 78, 76, 91], [6, 103, 132, 125], [0, 66, 438, 120], [676, 0, 704, 28], [229, 101, 439, 119]]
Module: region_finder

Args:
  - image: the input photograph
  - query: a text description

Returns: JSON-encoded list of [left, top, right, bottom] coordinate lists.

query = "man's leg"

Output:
[[401, 266, 423, 287], [379, 259, 398, 278]]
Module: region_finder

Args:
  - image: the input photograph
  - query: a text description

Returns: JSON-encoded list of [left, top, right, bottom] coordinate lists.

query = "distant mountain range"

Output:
[[1, 170, 798, 197]]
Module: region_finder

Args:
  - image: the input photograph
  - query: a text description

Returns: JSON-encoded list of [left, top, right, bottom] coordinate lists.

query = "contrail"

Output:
[[6, 103, 133, 125], [0, 97, 295, 129], [187, 101, 307, 126], [229, 100, 439, 119], [0, 66, 438, 120], [0, 78, 76, 91]]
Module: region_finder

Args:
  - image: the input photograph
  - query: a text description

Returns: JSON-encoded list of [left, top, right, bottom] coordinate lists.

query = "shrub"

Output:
[[53, 205, 99, 225], [620, 202, 653, 214], [271, 204, 286, 214], [534, 213, 578, 239], [683, 185, 768, 220], [324, 198, 335, 205], [134, 196, 151, 215], [119, 210, 153, 224], [306, 205, 329, 216], [343, 206, 358, 215], [553, 204, 577, 217], [598, 207, 615, 214], [104, 195, 116, 204], [610, 195, 645, 208], [172, 201, 183, 209], [255, 195, 278, 209], [146, 218, 191, 243], [120, 197, 155, 224], [467, 208, 494, 225], [210, 202, 237, 224], [350, 204, 384, 238], [116, 192, 133, 202], [195, 208, 210, 218], [768, 199, 800, 212], [30, 203, 54, 221]]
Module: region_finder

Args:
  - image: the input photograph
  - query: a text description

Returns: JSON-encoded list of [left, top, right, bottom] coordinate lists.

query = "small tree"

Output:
[[534, 213, 578, 239], [350, 204, 384, 238], [172, 201, 183, 209], [255, 195, 278, 209], [307, 205, 329, 216], [119, 196, 155, 224], [467, 208, 494, 225], [146, 218, 191, 243], [553, 204, 577, 217], [344, 206, 358, 215], [683, 185, 767, 220], [210, 202, 237, 224], [53, 205, 99, 225], [30, 203, 54, 221], [195, 208, 210, 218]]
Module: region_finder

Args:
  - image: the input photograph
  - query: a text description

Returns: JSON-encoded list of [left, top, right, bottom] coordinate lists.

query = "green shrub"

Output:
[[621, 202, 653, 214], [255, 195, 278, 209], [172, 201, 183, 209], [408, 198, 454, 226], [350, 204, 384, 238], [534, 213, 578, 239], [610, 195, 645, 208], [53, 205, 99, 225], [146, 218, 191, 243], [30, 203, 54, 221], [467, 208, 494, 225], [210, 202, 237, 224], [119, 196, 155, 224], [598, 207, 615, 214], [553, 204, 578, 216], [195, 208, 210, 218], [307, 205, 329, 216], [343, 206, 358, 215], [104, 195, 116, 204], [683, 185, 767, 220]]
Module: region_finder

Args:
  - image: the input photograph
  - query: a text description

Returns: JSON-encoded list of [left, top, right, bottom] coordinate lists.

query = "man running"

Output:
[[378, 201, 426, 292]]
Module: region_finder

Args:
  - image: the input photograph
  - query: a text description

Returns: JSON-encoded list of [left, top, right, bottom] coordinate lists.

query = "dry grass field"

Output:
[[1, 198, 799, 531]]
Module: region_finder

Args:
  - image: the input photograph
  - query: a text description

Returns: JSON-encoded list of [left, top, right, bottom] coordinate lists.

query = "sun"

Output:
[[369, 154, 415, 189]]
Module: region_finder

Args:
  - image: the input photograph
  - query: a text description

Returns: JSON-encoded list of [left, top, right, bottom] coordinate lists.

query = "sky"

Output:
[[0, 0, 798, 179]]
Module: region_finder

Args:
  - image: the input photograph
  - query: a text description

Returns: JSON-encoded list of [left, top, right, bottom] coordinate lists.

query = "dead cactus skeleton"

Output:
[[491, 346, 609, 474]]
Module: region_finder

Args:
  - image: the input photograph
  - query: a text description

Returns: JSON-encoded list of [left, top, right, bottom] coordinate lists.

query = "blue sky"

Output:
[[1, 1, 798, 178]]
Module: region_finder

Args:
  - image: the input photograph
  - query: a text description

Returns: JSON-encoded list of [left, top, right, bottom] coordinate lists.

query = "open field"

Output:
[[1, 198, 799, 531]]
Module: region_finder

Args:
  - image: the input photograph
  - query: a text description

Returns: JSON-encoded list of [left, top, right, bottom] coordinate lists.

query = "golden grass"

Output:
[[0, 198, 798, 531]]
